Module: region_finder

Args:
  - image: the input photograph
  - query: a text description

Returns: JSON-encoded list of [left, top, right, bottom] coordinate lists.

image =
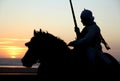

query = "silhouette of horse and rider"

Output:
[[22, 9, 120, 80]]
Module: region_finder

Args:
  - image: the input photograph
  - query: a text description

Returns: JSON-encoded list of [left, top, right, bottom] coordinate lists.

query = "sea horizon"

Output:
[[0, 57, 120, 67], [0, 58, 38, 75], [0, 58, 40, 67]]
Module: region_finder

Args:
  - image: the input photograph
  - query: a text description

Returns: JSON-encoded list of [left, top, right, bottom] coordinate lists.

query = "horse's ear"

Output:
[[34, 29, 38, 36], [46, 31, 48, 33], [40, 29, 42, 33]]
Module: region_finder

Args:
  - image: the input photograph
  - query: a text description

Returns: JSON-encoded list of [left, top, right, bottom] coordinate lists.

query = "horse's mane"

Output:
[[45, 32, 66, 45], [35, 29, 68, 49]]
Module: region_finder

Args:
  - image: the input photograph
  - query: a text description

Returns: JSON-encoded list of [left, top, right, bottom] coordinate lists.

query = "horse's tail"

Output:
[[103, 53, 119, 65], [104, 53, 120, 74]]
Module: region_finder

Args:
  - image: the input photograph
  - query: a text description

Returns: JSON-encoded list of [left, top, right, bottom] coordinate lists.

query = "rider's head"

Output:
[[80, 9, 94, 26]]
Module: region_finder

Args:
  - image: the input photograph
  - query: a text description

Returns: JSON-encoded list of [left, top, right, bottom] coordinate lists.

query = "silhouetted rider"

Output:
[[68, 9, 111, 65]]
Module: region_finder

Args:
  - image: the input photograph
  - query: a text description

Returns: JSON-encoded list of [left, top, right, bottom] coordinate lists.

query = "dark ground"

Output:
[[0, 65, 119, 81]]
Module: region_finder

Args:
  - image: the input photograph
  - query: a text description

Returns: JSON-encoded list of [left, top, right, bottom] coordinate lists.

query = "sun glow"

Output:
[[0, 38, 28, 58], [11, 55, 16, 58], [1, 46, 27, 58]]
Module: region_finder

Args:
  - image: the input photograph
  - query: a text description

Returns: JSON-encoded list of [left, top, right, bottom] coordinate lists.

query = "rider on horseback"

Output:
[[68, 9, 111, 65]]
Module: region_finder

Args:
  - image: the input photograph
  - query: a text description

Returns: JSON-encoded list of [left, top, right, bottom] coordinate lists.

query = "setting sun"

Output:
[[0, 38, 28, 58], [11, 55, 16, 58], [1, 46, 27, 58], [7, 46, 26, 58]]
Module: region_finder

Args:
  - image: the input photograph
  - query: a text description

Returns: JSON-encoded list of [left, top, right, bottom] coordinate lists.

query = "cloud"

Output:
[[0, 38, 29, 45], [0, 41, 13, 44], [0, 38, 29, 49], [0, 45, 26, 49], [0, 38, 29, 42]]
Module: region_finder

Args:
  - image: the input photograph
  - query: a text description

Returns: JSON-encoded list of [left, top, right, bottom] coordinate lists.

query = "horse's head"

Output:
[[22, 29, 69, 67], [22, 29, 45, 67]]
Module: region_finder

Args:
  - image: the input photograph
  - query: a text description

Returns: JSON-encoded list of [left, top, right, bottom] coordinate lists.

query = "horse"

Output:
[[22, 29, 120, 80]]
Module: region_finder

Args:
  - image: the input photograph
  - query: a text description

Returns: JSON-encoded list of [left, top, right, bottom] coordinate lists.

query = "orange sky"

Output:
[[0, 38, 28, 58], [0, 0, 120, 61]]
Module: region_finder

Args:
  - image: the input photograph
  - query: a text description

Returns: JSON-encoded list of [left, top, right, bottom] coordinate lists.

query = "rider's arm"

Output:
[[101, 35, 111, 50], [76, 25, 98, 45]]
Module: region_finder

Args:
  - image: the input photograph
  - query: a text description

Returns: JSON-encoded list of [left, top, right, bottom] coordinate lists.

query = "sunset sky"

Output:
[[0, 0, 120, 60]]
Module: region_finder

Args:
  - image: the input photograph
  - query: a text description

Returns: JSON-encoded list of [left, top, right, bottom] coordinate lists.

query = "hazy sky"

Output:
[[0, 0, 120, 60]]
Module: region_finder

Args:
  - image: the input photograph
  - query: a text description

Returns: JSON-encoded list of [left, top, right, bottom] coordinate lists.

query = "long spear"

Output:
[[69, 0, 80, 40]]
